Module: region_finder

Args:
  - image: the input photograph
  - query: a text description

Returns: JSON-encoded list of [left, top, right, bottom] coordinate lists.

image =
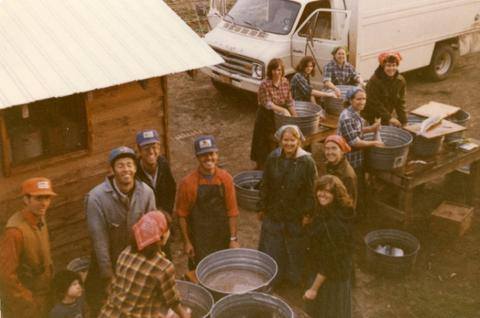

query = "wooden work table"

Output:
[[369, 142, 480, 224]]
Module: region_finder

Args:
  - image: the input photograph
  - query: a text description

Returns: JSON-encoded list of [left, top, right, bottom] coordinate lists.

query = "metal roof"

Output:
[[0, 0, 223, 109]]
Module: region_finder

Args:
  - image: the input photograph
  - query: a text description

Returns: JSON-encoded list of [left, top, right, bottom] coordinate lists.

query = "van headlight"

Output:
[[252, 63, 264, 79]]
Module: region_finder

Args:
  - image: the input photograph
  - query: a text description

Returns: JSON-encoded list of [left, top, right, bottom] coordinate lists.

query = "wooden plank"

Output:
[[0, 110, 12, 177], [404, 119, 465, 139], [411, 101, 460, 119], [320, 113, 339, 129]]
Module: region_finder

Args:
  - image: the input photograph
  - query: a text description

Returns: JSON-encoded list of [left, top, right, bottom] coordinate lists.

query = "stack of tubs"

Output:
[[274, 101, 324, 136], [323, 85, 355, 115], [196, 248, 293, 317], [233, 170, 263, 211], [364, 126, 413, 170]]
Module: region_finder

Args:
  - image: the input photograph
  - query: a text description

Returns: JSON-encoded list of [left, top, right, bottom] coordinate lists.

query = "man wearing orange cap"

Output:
[[0, 177, 57, 318], [362, 51, 407, 128], [99, 211, 190, 318]]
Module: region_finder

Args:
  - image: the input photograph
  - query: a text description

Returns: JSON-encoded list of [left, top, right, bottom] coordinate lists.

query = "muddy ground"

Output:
[[166, 53, 480, 318]]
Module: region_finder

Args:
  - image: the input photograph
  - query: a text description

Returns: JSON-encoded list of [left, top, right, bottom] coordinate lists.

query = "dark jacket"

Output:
[[258, 147, 317, 222], [362, 66, 407, 125], [136, 156, 176, 214], [326, 158, 357, 208], [308, 204, 354, 281]]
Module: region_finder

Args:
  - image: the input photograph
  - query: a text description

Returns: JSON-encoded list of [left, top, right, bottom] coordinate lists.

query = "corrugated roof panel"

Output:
[[0, 0, 223, 109]]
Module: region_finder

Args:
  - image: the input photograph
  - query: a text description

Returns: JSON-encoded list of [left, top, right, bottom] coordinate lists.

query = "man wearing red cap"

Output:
[[362, 51, 407, 128], [0, 177, 57, 318], [99, 211, 190, 318]]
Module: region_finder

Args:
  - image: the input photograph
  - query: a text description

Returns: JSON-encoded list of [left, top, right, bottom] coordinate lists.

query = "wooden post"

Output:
[[83, 94, 94, 154], [160, 76, 171, 162], [0, 110, 12, 177]]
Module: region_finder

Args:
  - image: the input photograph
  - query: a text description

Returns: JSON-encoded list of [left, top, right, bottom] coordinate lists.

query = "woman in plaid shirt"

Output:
[[99, 211, 190, 318], [337, 88, 383, 216], [323, 47, 364, 98], [250, 58, 297, 169]]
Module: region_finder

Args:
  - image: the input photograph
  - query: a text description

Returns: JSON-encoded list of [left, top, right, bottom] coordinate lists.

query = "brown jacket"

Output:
[[326, 158, 358, 208], [0, 211, 53, 318]]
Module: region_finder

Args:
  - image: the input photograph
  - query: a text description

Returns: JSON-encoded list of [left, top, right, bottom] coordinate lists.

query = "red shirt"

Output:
[[175, 168, 239, 218]]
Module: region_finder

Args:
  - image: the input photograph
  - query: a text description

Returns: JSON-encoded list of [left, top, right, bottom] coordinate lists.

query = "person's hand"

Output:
[[373, 140, 385, 148], [326, 92, 337, 98], [302, 215, 313, 226], [334, 87, 342, 98], [257, 211, 265, 221], [289, 108, 298, 117], [389, 118, 402, 127], [281, 108, 291, 117], [372, 118, 381, 132], [303, 288, 318, 301], [229, 240, 241, 249], [184, 242, 195, 259]]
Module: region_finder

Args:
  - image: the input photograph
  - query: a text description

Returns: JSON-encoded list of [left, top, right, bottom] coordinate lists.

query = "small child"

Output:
[[49, 270, 85, 318]]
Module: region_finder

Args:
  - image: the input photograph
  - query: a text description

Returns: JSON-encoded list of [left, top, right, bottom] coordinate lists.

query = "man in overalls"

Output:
[[176, 135, 240, 269]]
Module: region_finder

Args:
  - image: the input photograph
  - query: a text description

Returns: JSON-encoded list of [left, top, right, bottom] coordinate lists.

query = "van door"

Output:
[[291, 9, 351, 88], [207, 0, 227, 29]]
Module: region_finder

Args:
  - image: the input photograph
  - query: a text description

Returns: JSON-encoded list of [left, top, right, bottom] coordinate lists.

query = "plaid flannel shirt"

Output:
[[337, 106, 365, 169], [99, 247, 180, 318], [323, 60, 359, 85], [258, 78, 294, 110], [290, 72, 312, 102]]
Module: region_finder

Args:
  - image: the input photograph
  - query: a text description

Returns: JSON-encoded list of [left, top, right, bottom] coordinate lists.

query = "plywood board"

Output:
[[404, 119, 465, 139], [411, 101, 460, 119]]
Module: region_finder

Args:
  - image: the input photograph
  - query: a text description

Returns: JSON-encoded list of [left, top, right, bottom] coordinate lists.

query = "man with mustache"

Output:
[[0, 177, 57, 318], [176, 135, 240, 269]]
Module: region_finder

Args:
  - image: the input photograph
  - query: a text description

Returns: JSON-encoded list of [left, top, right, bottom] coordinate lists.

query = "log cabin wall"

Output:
[[0, 76, 169, 269]]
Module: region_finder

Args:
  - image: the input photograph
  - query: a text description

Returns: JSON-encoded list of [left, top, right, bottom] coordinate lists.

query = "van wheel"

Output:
[[427, 44, 457, 81]]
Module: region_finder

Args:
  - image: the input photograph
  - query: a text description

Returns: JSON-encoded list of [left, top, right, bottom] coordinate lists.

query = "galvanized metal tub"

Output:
[[211, 292, 294, 318], [323, 85, 355, 115], [196, 248, 277, 299], [445, 109, 470, 142], [365, 229, 420, 276], [176, 280, 214, 318], [233, 170, 263, 211], [274, 101, 324, 137], [364, 126, 412, 171], [406, 114, 444, 157]]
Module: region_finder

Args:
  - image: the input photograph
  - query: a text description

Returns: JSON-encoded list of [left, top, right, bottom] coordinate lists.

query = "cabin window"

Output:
[[0, 93, 89, 176]]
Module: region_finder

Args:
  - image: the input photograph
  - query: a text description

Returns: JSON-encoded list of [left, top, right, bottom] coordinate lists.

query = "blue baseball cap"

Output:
[[108, 146, 136, 166], [136, 129, 160, 147], [194, 135, 218, 156]]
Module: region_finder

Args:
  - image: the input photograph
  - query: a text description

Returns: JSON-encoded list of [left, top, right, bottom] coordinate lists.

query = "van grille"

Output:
[[212, 47, 263, 79]]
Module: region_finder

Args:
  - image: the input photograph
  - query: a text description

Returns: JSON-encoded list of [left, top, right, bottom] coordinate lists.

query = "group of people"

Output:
[[250, 49, 407, 318], [0, 131, 239, 318], [0, 48, 408, 318]]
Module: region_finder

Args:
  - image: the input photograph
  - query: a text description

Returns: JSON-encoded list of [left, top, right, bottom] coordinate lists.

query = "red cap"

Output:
[[132, 211, 168, 251], [378, 51, 402, 65], [22, 177, 57, 196], [325, 135, 351, 153]]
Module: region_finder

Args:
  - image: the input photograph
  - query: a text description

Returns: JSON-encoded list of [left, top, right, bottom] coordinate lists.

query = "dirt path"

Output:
[[167, 53, 480, 318]]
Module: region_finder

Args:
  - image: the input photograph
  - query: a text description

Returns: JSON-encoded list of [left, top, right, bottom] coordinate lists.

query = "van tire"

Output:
[[427, 44, 457, 81]]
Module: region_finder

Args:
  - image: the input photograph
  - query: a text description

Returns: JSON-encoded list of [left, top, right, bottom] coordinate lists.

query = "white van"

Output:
[[203, 0, 480, 93]]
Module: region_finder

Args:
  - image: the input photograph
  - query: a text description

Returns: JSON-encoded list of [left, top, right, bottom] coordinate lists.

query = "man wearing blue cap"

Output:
[[135, 129, 176, 259], [84, 146, 156, 316], [176, 135, 240, 268]]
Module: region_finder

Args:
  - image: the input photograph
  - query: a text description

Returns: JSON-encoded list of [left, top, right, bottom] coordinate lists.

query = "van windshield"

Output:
[[225, 0, 301, 35]]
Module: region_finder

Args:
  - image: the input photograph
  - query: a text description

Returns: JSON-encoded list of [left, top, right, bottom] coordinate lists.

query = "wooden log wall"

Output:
[[0, 76, 169, 269]]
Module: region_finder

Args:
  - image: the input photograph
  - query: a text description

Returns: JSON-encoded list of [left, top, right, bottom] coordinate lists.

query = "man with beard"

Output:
[[0, 177, 57, 318], [135, 129, 176, 259], [176, 135, 240, 269], [84, 146, 156, 316]]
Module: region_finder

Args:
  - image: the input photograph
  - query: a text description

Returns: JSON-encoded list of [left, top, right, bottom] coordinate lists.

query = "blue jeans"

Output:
[[258, 217, 307, 287]]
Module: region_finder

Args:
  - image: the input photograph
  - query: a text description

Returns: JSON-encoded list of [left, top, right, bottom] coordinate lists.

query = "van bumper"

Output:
[[201, 66, 261, 93]]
